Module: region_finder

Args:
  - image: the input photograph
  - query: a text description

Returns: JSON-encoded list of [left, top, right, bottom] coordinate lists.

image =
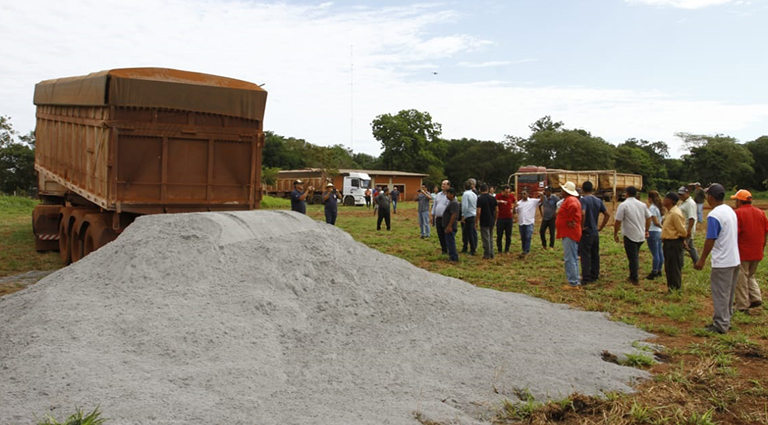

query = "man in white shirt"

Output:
[[432, 180, 451, 255], [613, 186, 652, 285], [678, 186, 700, 264], [461, 180, 478, 255], [515, 189, 540, 258], [694, 183, 740, 334]]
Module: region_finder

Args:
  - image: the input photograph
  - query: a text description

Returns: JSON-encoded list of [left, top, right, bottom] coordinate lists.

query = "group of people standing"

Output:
[[292, 176, 767, 335], [612, 183, 768, 334]]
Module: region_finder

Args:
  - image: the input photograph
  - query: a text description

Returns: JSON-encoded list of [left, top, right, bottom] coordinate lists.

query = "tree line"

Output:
[[266, 110, 768, 193], [2, 111, 766, 196]]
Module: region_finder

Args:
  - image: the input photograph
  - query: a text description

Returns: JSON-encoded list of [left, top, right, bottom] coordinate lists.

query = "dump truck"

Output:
[[510, 166, 643, 201], [265, 169, 371, 206], [32, 68, 267, 264]]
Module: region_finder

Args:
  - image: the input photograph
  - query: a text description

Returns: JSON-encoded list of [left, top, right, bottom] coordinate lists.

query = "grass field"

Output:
[[2, 194, 768, 424]]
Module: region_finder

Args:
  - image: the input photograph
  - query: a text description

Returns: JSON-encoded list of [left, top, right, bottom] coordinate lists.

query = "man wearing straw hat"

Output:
[[556, 181, 582, 288]]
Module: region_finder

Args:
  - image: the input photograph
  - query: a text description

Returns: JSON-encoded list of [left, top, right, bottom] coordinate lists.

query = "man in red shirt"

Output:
[[556, 181, 583, 288], [495, 185, 516, 254], [731, 189, 768, 312]]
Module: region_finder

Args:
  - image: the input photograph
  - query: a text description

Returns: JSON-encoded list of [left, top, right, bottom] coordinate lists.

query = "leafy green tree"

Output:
[[444, 138, 523, 187], [351, 152, 381, 170], [263, 131, 306, 169], [615, 139, 670, 190], [0, 116, 36, 195], [371, 109, 445, 173], [681, 134, 754, 189], [508, 118, 615, 170], [745, 136, 768, 190]]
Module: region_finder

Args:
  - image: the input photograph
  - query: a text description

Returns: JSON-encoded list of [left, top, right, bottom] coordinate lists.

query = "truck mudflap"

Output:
[[32, 204, 62, 252]]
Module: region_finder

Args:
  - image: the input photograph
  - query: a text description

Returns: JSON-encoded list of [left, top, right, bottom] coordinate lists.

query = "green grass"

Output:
[[36, 407, 107, 425], [0, 195, 60, 280]]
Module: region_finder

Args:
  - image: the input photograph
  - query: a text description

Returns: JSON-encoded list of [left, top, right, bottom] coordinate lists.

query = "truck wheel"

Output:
[[344, 195, 355, 206], [312, 194, 323, 205], [58, 217, 72, 265], [82, 214, 118, 257], [71, 223, 87, 263]]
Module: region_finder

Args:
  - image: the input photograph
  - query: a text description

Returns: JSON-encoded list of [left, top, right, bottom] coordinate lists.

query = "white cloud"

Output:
[[624, 0, 735, 9], [1, 0, 766, 159]]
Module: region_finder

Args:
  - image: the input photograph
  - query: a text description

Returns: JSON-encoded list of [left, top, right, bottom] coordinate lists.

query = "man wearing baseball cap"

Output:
[[291, 179, 313, 214], [694, 183, 740, 334], [730, 189, 768, 312]]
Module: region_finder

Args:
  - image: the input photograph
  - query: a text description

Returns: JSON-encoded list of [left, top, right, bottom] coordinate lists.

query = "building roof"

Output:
[[277, 168, 428, 178], [339, 169, 428, 177]]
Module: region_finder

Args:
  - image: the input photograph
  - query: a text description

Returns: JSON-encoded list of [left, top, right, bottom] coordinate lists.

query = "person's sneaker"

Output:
[[703, 324, 726, 334], [750, 300, 763, 309], [645, 272, 658, 280], [562, 284, 581, 290], [627, 278, 639, 285]]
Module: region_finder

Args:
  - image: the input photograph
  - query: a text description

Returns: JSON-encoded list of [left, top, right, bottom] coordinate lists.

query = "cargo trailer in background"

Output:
[[32, 68, 267, 264], [510, 166, 643, 201]]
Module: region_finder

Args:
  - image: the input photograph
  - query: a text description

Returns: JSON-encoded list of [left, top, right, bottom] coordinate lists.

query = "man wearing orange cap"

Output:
[[731, 189, 768, 312]]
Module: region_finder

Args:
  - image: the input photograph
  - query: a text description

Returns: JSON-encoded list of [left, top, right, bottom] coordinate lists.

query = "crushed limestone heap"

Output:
[[0, 211, 652, 424]]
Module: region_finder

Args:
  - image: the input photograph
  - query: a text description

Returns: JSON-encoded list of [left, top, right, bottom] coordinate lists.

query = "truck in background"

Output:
[[32, 68, 267, 264], [265, 169, 371, 206], [510, 166, 643, 201]]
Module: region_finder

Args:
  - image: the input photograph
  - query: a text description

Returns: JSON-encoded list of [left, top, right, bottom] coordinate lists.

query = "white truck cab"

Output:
[[341, 172, 371, 206]]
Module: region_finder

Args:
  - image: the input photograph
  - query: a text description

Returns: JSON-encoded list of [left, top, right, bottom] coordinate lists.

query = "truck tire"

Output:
[[312, 194, 323, 205], [71, 223, 87, 263], [58, 212, 73, 265], [82, 214, 118, 258], [344, 195, 355, 206]]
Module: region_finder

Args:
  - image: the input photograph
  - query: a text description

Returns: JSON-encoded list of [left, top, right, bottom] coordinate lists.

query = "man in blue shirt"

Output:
[[290, 180, 313, 214], [579, 181, 610, 284], [322, 182, 342, 225]]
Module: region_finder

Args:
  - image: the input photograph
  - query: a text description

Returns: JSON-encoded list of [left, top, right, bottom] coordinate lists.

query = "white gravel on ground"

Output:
[[0, 211, 654, 424]]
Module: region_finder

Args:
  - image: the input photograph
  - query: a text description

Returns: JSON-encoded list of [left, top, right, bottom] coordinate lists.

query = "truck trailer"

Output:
[[32, 68, 267, 264], [510, 166, 643, 201]]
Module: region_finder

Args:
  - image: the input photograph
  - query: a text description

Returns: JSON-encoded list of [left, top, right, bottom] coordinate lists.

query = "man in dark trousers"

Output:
[[290, 179, 313, 214], [432, 180, 451, 254], [376, 187, 391, 231], [495, 185, 516, 254], [476, 183, 498, 259], [322, 182, 342, 225], [613, 186, 651, 285], [579, 181, 610, 284], [661, 191, 687, 292], [443, 187, 460, 262], [538, 187, 559, 249]]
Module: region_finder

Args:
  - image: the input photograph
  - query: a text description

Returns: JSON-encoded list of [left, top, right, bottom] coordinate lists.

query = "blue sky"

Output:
[[2, 0, 766, 158]]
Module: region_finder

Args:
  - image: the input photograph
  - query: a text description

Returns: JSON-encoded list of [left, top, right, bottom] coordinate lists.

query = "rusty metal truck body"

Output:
[[32, 68, 267, 264], [510, 166, 643, 201]]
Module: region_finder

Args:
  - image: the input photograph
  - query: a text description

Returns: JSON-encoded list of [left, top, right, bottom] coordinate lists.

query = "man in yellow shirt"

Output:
[[661, 192, 689, 292]]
